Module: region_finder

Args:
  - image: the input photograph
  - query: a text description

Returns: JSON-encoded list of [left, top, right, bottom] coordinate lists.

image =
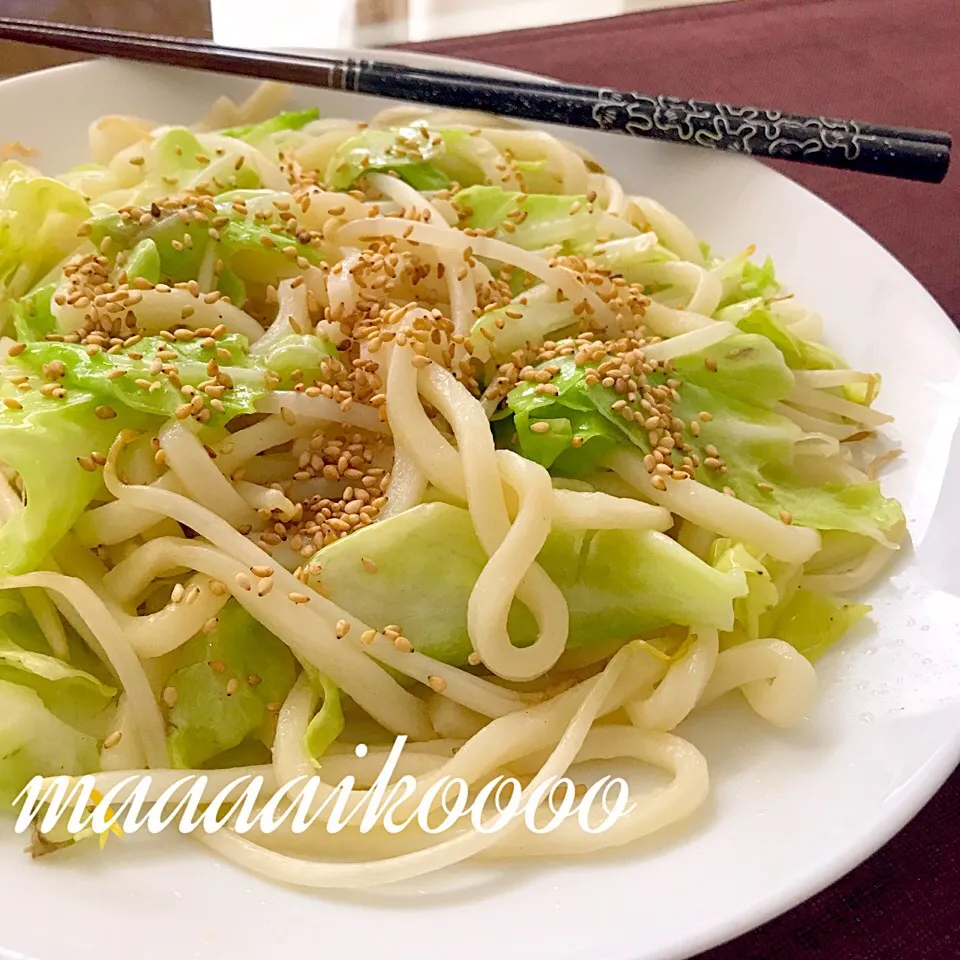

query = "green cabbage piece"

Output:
[[11, 334, 266, 425], [0, 594, 117, 735], [718, 299, 848, 372], [502, 332, 904, 547], [0, 389, 143, 575], [221, 108, 319, 145], [163, 600, 298, 768], [0, 679, 100, 808], [504, 362, 624, 477], [325, 126, 454, 191], [10, 282, 57, 342], [89, 199, 323, 289], [709, 538, 868, 659], [766, 588, 871, 661], [124, 237, 161, 285], [261, 333, 339, 387], [669, 335, 905, 546], [717, 255, 779, 309], [303, 669, 344, 763], [0, 161, 89, 320], [140, 128, 261, 199], [453, 185, 604, 251], [315, 501, 747, 665], [0, 637, 115, 734], [469, 296, 576, 362], [710, 539, 781, 642]]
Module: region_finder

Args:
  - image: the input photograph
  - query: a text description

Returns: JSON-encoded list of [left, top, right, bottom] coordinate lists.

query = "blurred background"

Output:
[[0, 0, 740, 75]]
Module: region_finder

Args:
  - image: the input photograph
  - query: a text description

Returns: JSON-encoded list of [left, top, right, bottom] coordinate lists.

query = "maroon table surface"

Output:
[[403, 1, 960, 958]]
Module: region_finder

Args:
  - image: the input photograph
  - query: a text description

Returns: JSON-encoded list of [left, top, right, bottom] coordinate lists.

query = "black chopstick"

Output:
[[0, 18, 951, 184]]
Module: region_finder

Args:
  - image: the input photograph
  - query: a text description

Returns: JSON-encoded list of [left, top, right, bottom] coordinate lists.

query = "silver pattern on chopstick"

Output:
[[591, 90, 865, 160]]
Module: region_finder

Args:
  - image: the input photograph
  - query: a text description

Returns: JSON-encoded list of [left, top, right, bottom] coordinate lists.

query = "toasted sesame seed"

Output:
[[184, 585, 201, 605], [3, 398, 22, 410], [361, 557, 378, 573], [247, 674, 262, 686], [360, 629, 377, 645], [467, 652, 482, 666], [202, 617, 219, 634], [257, 578, 274, 597], [250, 565, 274, 578], [209, 580, 227, 596], [335, 620, 351, 639], [529, 421, 551, 434], [394, 636, 413, 653], [427, 675, 447, 693], [235, 573, 252, 591], [780, 510, 793, 525], [209, 660, 226, 673], [226, 678, 240, 695], [103, 730, 123, 750], [94, 405, 117, 420], [7, 342, 26, 357], [77, 456, 97, 472], [288, 592, 310, 604], [170, 583, 185, 604], [698, 411, 713, 422], [162, 686, 178, 708]]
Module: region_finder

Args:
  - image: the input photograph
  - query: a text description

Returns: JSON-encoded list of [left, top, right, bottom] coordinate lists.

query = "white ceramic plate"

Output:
[[1, 51, 959, 960]]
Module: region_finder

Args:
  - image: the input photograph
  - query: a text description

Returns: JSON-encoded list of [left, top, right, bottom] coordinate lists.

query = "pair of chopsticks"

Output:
[[0, 17, 950, 184]]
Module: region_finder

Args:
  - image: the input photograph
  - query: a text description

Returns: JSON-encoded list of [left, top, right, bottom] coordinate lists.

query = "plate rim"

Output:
[[0, 49, 958, 960]]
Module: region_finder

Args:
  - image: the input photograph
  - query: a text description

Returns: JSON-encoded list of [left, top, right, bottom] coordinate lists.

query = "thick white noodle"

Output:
[[377, 443, 426, 522], [802, 541, 899, 593], [698, 638, 817, 727], [234, 480, 297, 519], [416, 361, 569, 680], [466, 450, 568, 680], [73, 472, 184, 547], [160, 421, 257, 529], [255, 391, 388, 434], [366, 173, 477, 336], [641, 300, 716, 337], [213, 416, 305, 476], [632, 262, 722, 316], [643, 321, 738, 361], [194, 646, 629, 887], [626, 627, 719, 731], [788, 383, 892, 428], [129, 288, 264, 342], [626, 198, 705, 265], [606, 449, 821, 564]]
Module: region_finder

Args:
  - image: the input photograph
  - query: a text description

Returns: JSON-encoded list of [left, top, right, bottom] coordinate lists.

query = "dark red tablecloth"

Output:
[[401, 1, 960, 957]]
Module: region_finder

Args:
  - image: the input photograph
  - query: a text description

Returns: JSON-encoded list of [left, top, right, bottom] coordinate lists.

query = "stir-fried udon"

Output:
[[0, 82, 906, 884]]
